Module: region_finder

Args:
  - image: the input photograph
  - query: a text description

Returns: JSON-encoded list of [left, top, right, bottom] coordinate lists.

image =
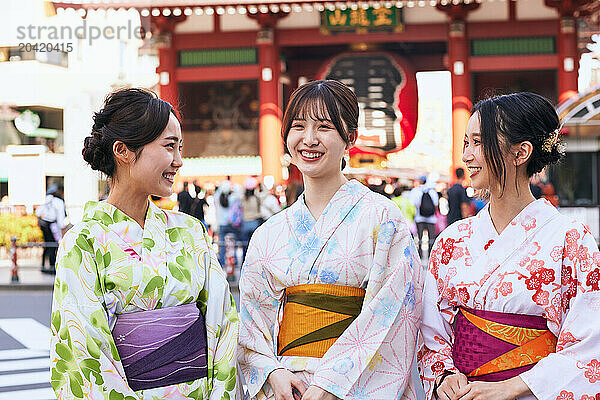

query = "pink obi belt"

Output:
[[111, 302, 208, 391], [452, 307, 557, 382]]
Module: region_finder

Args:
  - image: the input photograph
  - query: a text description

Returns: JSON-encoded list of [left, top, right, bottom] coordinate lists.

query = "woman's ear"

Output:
[[346, 130, 358, 149], [113, 141, 134, 165], [513, 141, 533, 167]]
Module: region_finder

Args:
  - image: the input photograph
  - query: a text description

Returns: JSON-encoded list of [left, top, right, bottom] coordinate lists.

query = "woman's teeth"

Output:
[[300, 151, 323, 159]]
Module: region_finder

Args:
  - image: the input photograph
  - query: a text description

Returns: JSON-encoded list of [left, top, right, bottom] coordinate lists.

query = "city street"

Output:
[[0, 291, 52, 399]]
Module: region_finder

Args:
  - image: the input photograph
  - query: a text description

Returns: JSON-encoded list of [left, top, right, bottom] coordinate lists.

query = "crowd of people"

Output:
[[47, 83, 599, 400], [173, 176, 282, 268]]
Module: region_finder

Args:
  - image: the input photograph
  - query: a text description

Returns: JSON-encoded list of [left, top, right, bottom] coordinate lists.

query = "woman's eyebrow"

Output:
[[163, 136, 181, 142]]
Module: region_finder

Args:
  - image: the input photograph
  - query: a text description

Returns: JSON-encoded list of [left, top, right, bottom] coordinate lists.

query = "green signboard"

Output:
[[180, 48, 257, 67], [471, 37, 556, 56], [321, 7, 403, 33]]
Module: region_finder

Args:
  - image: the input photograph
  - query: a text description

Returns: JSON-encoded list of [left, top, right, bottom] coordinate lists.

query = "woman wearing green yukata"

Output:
[[50, 88, 239, 399]]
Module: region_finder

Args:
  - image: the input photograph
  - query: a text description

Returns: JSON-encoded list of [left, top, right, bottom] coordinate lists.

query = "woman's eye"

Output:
[[166, 143, 176, 149], [473, 139, 480, 145], [320, 124, 333, 130], [291, 124, 303, 129]]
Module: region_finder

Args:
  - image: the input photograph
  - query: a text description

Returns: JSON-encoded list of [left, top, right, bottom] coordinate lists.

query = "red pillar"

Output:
[[249, 12, 288, 184], [545, 0, 593, 102], [437, 4, 479, 177], [257, 28, 283, 183], [556, 15, 579, 103], [152, 15, 186, 108]]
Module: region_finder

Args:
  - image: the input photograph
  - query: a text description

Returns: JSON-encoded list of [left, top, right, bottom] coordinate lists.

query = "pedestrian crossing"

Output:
[[0, 319, 54, 400], [0, 349, 52, 399]]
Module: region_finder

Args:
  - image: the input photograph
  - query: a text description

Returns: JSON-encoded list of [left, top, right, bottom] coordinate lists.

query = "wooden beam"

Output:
[[470, 54, 558, 72], [175, 65, 260, 81]]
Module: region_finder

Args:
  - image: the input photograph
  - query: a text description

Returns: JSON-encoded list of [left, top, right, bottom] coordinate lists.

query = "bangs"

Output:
[[292, 90, 335, 123]]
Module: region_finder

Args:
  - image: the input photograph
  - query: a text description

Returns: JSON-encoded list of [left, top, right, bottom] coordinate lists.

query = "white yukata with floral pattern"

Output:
[[50, 201, 239, 400], [418, 199, 600, 400], [238, 179, 424, 400]]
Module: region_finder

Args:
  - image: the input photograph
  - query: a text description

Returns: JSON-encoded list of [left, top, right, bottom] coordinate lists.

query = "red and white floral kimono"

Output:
[[418, 199, 600, 400]]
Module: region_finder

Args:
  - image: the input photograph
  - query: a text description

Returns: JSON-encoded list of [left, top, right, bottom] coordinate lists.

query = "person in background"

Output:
[[391, 186, 417, 234], [191, 182, 209, 228], [258, 183, 281, 221], [36, 184, 67, 274], [177, 181, 193, 215], [413, 176, 439, 259], [240, 180, 262, 262], [214, 177, 240, 266], [446, 167, 471, 226]]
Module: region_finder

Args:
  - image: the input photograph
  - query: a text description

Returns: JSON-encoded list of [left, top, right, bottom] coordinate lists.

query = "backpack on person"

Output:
[[419, 190, 435, 217]]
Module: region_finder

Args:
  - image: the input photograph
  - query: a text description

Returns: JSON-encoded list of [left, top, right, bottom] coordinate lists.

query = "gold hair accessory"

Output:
[[542, 128, 560, 153]]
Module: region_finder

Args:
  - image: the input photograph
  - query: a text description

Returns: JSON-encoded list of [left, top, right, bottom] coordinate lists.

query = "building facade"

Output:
[[52, 0, 597, 188]]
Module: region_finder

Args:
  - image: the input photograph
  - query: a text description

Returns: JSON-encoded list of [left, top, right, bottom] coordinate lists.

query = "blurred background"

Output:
[[0, 0, 599, 398]]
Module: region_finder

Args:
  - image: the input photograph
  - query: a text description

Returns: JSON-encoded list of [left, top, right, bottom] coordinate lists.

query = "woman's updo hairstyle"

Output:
[[282, 80, 358, 170], [82, 88, 177, 177], [472, 92, 563, 190]]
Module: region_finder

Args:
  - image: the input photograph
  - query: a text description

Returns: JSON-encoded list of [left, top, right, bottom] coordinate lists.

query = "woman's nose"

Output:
[[302, 127, 318, 145], [462, 145, 472, 163]]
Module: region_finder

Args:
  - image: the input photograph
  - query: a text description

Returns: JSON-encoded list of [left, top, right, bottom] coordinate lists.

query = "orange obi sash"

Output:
[[453, 307, 557, 381], [277, 284, 365, 358]]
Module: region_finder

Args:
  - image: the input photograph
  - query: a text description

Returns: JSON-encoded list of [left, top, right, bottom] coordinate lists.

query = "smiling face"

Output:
[[286, 104, 351, 180], [462, 112, 491, 190], [128, 113, 183, 197]]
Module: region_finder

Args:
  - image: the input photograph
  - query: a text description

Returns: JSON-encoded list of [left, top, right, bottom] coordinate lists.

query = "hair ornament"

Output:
[[542, 124, 562, 153]]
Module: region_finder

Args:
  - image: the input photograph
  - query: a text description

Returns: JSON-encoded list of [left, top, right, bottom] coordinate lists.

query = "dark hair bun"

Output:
[[82, 132, 115, 176], [527, 131, 563, 175]]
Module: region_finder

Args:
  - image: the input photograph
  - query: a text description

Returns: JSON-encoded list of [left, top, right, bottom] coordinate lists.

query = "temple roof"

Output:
[[51, 0, 494, 13]]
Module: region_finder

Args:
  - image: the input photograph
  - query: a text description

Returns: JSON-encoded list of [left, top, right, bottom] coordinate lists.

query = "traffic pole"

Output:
[[10, 237, 18, 283]]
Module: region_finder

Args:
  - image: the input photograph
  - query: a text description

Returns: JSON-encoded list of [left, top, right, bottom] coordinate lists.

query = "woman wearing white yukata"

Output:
[[50, 88, 239, 399], [418, 92, 600, 400], [238, 80, 424, 400]]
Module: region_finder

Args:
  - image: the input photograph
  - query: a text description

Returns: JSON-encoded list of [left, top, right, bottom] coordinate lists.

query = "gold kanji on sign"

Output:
[[328, 9, 348, 26], [350, 9, 370, 27], [373, 7, 393, 26]]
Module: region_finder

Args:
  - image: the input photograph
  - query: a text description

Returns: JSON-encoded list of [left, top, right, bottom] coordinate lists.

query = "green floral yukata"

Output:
[[50, 201, 239, 399]]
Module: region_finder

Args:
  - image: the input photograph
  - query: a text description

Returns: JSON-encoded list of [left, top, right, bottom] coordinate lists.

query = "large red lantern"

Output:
[[317, 52, 418, 157]]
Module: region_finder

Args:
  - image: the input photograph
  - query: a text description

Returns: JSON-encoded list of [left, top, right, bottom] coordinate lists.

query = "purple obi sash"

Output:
[[452, 307, 556, 382], [112, 302, 208, 391]]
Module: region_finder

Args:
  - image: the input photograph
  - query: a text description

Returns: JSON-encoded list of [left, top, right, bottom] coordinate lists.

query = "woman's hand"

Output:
[[435, 372, 469, 400], [456, 377, 531, 400], [267, 368, 307, 400], [301, 385, 339, 400]]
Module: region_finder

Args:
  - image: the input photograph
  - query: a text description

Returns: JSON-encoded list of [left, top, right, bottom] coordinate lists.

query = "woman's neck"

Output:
[[106, 183, 150, 228], [303, 172, 348, 220], [488, 177, 535, 235]]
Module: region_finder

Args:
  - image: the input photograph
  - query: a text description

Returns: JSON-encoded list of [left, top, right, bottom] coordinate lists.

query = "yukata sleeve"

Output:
[[311, 208, 424, 399], [417, 255, 458, 400], [520, 225, 600, 400], [238, 231, 285, 398], [200, 228, 240, 400], [50, 229, 139, 400]]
